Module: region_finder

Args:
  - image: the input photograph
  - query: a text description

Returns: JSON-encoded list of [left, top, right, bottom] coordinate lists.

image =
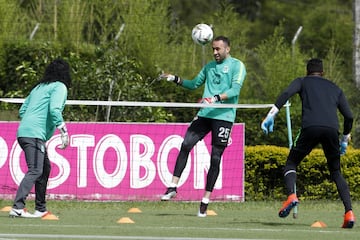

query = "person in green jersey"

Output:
[[9, 59, 71, 218], [159, 36, 246, 217]]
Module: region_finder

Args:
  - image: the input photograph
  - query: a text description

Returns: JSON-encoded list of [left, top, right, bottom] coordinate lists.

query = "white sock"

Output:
[[169, 183, 177, 188], [201, 197, 210, 204]]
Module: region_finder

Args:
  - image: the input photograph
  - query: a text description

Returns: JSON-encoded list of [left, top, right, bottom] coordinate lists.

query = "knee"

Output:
[[27, 168, 43, 179], [283, 156, 299, 176], [180, 139, 194, 152], [283, 165, 296, 176], [210, 146, 225, 168], [330, 170, 341, 181]]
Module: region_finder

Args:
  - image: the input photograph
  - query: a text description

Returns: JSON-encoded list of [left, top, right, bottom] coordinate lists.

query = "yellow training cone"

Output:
[[42, 213, 59, 220], [128, 208, 142, 213], [206, 210, 217, 216], [311, 221, 327, 228], [0, 206, 12, 212], [117, 217, 135, 224]]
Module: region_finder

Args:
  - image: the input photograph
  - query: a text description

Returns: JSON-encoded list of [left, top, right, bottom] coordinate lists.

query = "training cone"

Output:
[[42, 213, 59, 220], [311, 221, 327, 228], [206, 210, 217, 216], [117, 217, 135, 224], [0, 206, 12, 212], [128, 208, 142, 213]]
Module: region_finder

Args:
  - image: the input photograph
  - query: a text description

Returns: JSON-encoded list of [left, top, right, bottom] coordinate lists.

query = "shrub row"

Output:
[[244, 145, 360, 201]]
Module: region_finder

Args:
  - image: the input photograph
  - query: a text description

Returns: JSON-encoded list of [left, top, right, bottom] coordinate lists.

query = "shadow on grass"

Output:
[[261, 221, 309, 227], [227, 219, 309, 227], [155, 213, 196, 217]]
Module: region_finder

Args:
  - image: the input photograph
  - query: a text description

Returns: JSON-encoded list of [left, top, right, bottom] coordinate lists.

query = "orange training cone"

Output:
[[311, 221, 327, 228], [0, 206, 12, 212], [206, 210, 217, 216], [117, 217, 135, 224], [42, 213, 59, 220], [128, 208, 142, 213]]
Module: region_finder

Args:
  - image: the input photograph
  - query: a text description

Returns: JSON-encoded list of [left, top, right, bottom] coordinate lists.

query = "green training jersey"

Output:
[[181, 56, 246, 123], [17, 81, 67, 141]]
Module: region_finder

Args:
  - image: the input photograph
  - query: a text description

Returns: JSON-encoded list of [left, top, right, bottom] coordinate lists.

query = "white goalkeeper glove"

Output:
[[340, 133, 351, 155], [159, 73, 181, 85], [57, 122, 69, 149], [199, 95, 221, 104], [261, 106, 279, 134]]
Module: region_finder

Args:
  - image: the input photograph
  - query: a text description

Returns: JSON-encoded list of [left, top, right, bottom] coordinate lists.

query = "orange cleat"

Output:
[[278, 193, 299, 218], [342, 210, 355, 228]]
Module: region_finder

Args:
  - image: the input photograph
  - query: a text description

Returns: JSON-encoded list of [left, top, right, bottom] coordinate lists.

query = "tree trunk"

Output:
[[354, 0, 360, 88]]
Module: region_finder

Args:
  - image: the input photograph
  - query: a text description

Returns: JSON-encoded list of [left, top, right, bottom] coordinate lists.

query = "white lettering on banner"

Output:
[[9, 140, 23, 185], [46, 136, 71, 189], [71, 135, 95, 187], [0, 137, 8, 168], [9, 136, 71, 189], [193, 143, 222, 189], [5, 133, 218, 190], [93, 134, 127, 188], [157, 135, 192, 188], [130, 135, 156, 189]]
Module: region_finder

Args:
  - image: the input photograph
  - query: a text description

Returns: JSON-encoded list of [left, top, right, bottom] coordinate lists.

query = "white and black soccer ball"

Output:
[[191, 23, 213, 45]]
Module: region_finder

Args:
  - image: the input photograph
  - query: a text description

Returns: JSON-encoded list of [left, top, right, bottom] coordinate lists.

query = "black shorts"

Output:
[[188, 116, 233, 146], [293, 126, 339, 156], [290, 126, 341, 172]]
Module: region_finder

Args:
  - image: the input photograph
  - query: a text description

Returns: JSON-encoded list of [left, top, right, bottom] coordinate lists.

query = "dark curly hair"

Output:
[[39, 58, 72, 89]]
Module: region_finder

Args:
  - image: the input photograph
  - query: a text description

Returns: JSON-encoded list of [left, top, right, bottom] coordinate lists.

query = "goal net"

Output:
[[0, 98, 274, 202]]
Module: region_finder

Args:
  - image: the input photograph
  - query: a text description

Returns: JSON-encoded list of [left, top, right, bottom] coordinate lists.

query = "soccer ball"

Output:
[[191, 23, 213, 45]]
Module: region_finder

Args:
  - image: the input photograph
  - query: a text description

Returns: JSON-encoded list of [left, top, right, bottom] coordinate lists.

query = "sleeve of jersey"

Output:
[[223, 60, 246, 98], [338, 91, 353, 135], [181, 67, 206, 90], [274, 77, 302, 109], [49, 83, 68, 127], [19, 96, 30, 119]]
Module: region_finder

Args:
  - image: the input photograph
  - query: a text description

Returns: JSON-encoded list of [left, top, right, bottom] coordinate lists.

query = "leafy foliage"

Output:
[[245, 145, 360, 200], [251, 24, 306, 102], [0, 0, 359, 148]]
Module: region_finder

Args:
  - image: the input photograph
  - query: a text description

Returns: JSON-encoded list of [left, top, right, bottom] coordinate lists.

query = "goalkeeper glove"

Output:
[[261, 106, 279, 134], [57, 122, 69, 149], [159, 73, 181, 85], [340, 133, 351, 155], [199, 95, 221, 104]]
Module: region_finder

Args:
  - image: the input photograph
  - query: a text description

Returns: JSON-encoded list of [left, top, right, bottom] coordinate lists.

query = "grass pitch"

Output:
[[0, 199, 358, 240]]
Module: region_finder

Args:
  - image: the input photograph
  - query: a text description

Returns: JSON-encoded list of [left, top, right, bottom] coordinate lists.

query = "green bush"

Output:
[[245, 145, 360, 201], [0, 42, 175, 123]]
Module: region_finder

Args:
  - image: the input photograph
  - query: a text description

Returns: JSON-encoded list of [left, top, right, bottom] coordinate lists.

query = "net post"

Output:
[[285, 100, 298, 218]]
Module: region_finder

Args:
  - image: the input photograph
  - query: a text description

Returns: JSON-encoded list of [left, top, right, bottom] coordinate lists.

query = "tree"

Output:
[[354, 0, 360, 88], [1, 0, 360, 147]]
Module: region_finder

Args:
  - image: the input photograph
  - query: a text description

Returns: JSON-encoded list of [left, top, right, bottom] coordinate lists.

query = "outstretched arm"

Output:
[[261, 78, 302, 134]]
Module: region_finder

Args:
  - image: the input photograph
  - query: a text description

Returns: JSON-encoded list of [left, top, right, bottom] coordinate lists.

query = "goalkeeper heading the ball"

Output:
[[159, 36, 246, 217], [9, 59, 71, 218], [261, 58, 355, 228]]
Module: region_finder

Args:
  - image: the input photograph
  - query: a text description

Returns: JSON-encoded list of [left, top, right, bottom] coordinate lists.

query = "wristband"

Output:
[[57, 122, 68, 134], [267, 106, 279, 118], [213, 94, 221, 102], [173, 75, 181, 85]]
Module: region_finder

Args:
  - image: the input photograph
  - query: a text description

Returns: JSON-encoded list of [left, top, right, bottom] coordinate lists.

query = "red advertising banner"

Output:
[[0, 122, 244, 201]]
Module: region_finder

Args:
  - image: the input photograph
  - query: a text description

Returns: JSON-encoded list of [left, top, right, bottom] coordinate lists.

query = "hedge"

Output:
[[245, 145, 360, 201]]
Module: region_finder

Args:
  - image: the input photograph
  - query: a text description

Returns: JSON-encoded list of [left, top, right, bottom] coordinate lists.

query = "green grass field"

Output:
[[0, 199, 358, 240]]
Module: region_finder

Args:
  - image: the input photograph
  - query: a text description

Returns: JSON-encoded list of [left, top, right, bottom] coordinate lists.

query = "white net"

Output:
[[0, 98, 274, 202]]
